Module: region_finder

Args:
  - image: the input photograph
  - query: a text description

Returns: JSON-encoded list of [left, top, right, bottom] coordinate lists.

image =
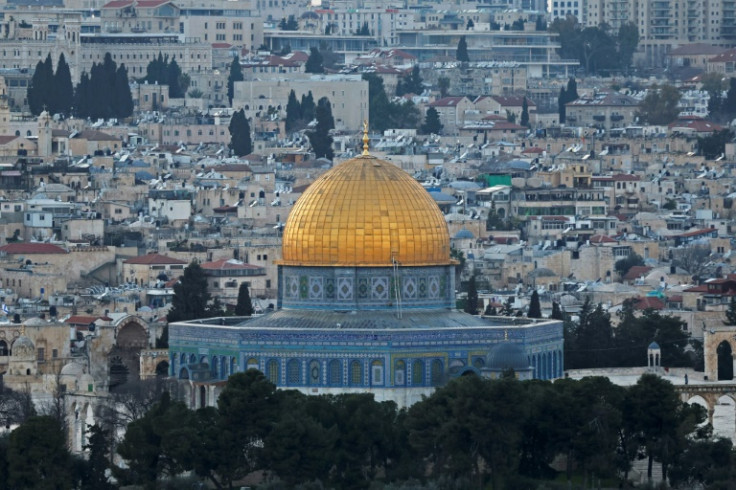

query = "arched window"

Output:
[[231, 357, 238, 374], [308, 360, 321, 385], [266, 359, 279, 384], [412, 360, 424, 386], [287, 359, 301, 384], [179, 353, 186, 365], [430, 359, 444, 386], [394, 360, 405, 386], [211, 356, 218, 378], [349, 360, 362, 386], [327, 359, 341, 385], [0, 340, 11, 356], [371, 360, 384, 386], [189, 353, 197, 364], [220, 357, 227, 379]]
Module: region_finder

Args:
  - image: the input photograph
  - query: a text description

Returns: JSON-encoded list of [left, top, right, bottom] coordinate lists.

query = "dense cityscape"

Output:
[[1, 0, 736, 488]]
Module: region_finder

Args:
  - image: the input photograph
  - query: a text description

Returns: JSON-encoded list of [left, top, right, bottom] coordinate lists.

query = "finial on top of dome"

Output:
[[362, 120, 370, 156]]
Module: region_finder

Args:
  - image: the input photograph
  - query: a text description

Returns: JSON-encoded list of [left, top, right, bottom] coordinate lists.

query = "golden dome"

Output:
[[280, 155, 451, 267]]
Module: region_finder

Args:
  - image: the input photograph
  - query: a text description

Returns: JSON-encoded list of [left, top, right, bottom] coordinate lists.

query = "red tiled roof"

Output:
[[589, 234, 617, 244], [101, 0, 133, 8], [678, 228, 715, 238], [612, 174, 640, 182], [136, 0, 171, 7], [669, 117, 724, 133], [65, 315, 100, 325], [211, 43, 232, 49], [623, 265, 653, 281], [124, 253, 187, 265], [0, 136, 18, 145], [0, 243, 67, 254], [633, 296, 665, 310], [709, 48, 736, 63], [669, 44, 727, 56], [522, 147, 544, 154]]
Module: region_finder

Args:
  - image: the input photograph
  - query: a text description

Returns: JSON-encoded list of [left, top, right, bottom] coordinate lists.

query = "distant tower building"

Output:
[[648, 341, 661, 371], [38, 110, 52, 158]]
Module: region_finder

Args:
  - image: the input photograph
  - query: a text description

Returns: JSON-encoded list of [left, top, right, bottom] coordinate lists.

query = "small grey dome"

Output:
[[454, 228, 474, 239], [11, 335, 35, 358], [648, 341, 660, 350], [487, 342, 530, 371]]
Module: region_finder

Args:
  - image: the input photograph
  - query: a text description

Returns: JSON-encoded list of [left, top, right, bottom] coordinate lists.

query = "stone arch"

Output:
[[714, 395, 736, 440], [0, 339, 8, 356], [704, 330, 736, 380], [109, 316, 149, 391], [718, 341, 734, 381], [458, 367, 479, 377], [155, 360, 169, 377], [179, 366, 190, 379]]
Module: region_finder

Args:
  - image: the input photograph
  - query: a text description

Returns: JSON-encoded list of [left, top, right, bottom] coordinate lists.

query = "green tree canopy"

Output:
[[528, 290, 541, 318], [307, 97, 334, 159], [7, 416, 71, 490], [456, 35, 469, 62], [227, 55, 243, 106], [228, 108, 252, 157], [235, 283, 254, 316], [614, 251, 645, 278], [638, 84, 681, 125], [167, 261, 211, 322], [305, 47, 325, 74], [421, 107, 443, 134]]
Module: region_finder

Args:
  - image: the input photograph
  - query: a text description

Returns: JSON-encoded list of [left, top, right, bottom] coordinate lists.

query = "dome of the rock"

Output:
[[280, 154, 451, 267]]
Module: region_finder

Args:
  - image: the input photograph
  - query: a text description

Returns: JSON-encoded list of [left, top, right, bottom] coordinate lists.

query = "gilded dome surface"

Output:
[[281, 155, 451, 266]]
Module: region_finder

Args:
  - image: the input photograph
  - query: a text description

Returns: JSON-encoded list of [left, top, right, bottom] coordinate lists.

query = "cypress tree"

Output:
[[528, 290, 542, 318], [167, 59, 183, 98], [285, 89, 301, 132], [235, 283, 254, 316], [464, 275, 479, 314], [28, 54, 53, 115], [308, 97, 334, 159], [301, 91, 315, 122], [456, 36, 470, 62], [520, 96, 529, 127], [53, 53, 74, 115], [74, 72, 90, 118], [558, 87, 567, 124], [227, 55, 243, 106], [228, 109, 252, 157], [115, 64, 134, 118]]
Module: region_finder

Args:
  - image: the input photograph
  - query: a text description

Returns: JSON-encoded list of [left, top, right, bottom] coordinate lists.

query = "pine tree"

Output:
[[167, 261, 211, 322], [421, 107, 443, 134], [308, 97, 334, 160], [228, 109, 252, 157], [566, 77, 579, 100], [285, 89, 301, 132], [227, 55, 243, 106], [725, 296, 736, 325], [305, 47, 324, 74], [235, 283, 254, 316], [528, 290, 542, 318], [520, 96, 530, 127], [53, 53, 74, 115], [456, 36, 470, 62]]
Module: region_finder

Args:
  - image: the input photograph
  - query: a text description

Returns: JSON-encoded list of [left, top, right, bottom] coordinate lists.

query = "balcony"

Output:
[[611, 114, 624, 121], [593, 114, 606, 122]]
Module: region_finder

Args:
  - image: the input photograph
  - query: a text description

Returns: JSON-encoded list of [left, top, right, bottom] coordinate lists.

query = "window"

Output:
[[395, 360, 405, 385], [430, 359, 443, 385], [328, 359, 341, 385], [52, 349, 58, 358], [412, 360, 424, 385], [266, 359, 279, 384], [309, 360, 320, 385], [287, 359, 300, 384], [349, 360, 362, 385], [216, 22, 225, 29], [37, 348, 45, 362], [371, 360, 383, 385]]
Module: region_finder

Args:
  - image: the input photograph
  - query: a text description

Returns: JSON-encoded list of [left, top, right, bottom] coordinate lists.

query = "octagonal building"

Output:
[[169, 149, 563, 408]]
